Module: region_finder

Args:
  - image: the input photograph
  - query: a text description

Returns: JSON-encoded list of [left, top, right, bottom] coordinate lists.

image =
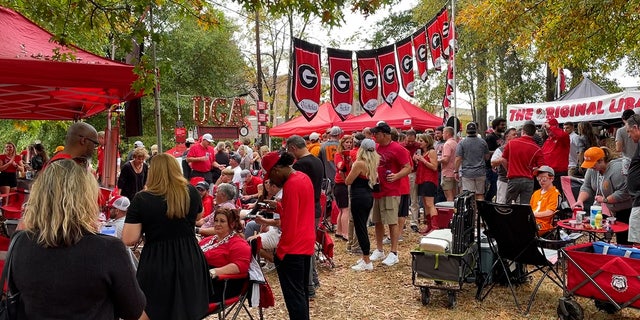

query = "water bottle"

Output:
[[590, 203, 602, 228]]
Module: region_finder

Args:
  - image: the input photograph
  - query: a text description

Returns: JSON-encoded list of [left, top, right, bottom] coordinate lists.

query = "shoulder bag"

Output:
[[0, 231, 25, 320]]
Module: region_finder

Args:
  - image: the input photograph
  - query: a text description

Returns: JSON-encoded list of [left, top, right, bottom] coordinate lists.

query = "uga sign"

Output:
[[507, 91, 640, 127]]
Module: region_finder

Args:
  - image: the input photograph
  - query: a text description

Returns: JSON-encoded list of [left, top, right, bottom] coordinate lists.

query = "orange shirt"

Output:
[[530, 186, 561, 235]]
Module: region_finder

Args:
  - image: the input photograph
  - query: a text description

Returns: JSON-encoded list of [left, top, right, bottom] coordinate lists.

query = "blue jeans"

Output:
[[275, 254, 311, 320]]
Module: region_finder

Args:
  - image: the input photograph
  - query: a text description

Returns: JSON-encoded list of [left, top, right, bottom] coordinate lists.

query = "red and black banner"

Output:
[[412, 27, 428, 82], [437, 8, 451, 60], [291, 37, 322, 121], [426, 12, 443, 71], [327, 48, 354, 121], [377, 44, 399, 106], [356, 49, 380, 116], [395, 36, 415, 97], [442, 60, 454, 111]]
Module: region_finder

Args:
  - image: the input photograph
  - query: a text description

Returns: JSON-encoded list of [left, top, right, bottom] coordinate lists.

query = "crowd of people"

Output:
[[5, 109, 640, 320]]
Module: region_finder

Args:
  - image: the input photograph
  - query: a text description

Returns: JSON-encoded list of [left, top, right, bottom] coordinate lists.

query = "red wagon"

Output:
[[558, 242, 640, 319]]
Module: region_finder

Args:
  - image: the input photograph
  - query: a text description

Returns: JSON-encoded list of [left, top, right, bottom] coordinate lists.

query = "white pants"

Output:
[[628, 207, 640, 243], [496, 180, 508, 204]]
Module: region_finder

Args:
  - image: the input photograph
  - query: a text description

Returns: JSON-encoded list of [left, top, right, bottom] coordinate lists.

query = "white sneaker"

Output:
[[382, 252, 399, 266], [369, 249, 386, 261], [351, 260, 373, 271]]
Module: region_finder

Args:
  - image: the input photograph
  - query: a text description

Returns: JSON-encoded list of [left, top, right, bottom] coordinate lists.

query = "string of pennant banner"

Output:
[[291, 5, 456, 123]]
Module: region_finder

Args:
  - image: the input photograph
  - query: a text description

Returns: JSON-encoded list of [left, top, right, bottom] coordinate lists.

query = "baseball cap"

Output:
[[201, 133, 214, 143], [261, 151, 281, 179], [309, 132, 320, 141], [134, 140, 144, 148], [533, 165, 555, 176], [581, 147, 605, 169], [230, 152, 242, 163], [108, 196, 130, 211], [466, 122, 477, 134], [360, 138, 376, 151], [329, 126, 342, 136], [186, 137, 195, 144], [195, 181, 210, 191], [370, 122, 391, 134]]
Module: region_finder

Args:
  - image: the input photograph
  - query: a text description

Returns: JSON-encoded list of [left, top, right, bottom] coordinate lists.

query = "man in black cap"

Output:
[[454, 122, 489, 201]]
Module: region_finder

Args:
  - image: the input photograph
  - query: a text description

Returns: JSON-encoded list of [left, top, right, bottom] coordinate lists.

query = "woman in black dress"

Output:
[[117, 147, 149, 200], [123, 154, 213, 320]]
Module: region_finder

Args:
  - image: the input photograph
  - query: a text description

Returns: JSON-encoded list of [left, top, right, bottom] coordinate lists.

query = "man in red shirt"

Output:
[[258, 151, 315, 320], [542, 117, 570, 191], [369, 122, 412, 267], [240, 169, 263, 204], [500, 122, 545, 204], [186, 133, 215, 183]]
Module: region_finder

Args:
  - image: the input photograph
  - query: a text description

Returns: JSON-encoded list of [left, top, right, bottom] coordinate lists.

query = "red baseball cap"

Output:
[[261, 152, 281, 179]]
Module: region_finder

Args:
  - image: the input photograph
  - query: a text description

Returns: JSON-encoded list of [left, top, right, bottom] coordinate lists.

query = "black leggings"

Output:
[[350, 187, 373, 256]]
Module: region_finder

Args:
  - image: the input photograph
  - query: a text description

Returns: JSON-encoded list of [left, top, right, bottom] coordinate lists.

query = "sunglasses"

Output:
[[79, 135, 99, 145]]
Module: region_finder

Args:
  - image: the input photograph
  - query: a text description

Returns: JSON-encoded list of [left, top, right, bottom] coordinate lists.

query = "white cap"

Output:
[[201, 133, 214, 143], [309, 132, 320, 141], [134, 140, 144, 148], [329, 126, 342, 136], [108, 196, 130, 211], [186, 137, 195, 144]]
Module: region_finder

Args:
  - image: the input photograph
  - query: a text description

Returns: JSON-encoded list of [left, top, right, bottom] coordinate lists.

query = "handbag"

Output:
[[0, 231, 25, 320]]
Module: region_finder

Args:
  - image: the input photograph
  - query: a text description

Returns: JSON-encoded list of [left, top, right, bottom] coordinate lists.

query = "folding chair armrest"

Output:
[[216, 273, 249, 281], [536, 237, 576, 250]]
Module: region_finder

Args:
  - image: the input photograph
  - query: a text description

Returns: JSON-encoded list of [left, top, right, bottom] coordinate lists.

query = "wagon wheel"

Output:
[[420, 287, 430, 306], [557, 298, 584, 320], [594, 300, 618, 314], [447, 291, 457, 308]]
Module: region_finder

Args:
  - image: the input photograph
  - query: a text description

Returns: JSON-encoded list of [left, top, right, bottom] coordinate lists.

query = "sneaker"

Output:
[[382, 236, 403, 244], [351, 260, 373, 271], [382, 252, 399, 266], [369, 249, 386, 261]]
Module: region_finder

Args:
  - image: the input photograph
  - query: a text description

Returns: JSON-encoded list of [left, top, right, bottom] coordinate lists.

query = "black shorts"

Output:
[[418, 182, 437, 197], [0, 172, 17, 188], [334, 183, 349, 209], [398, 194, 410, 217]]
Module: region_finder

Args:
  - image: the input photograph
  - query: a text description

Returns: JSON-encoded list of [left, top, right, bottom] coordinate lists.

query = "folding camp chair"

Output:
[[475, 201, 579, 314], [206, 238, 272, 320]]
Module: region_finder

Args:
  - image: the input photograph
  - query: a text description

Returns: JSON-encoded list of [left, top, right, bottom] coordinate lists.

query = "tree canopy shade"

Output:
[[0, 6, 140, 120]]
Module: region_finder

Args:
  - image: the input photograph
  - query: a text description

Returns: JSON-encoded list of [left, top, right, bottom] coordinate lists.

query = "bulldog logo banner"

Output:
[[292, 38, 321, 121], [395, 36, 415, 97], [356, 49, 380, 116], [377, 44, 399, 106], [327, 48, 354, 120], [412, 27, 428, 82], [426, 12, 443, 71], [437, 8, 452, 59]]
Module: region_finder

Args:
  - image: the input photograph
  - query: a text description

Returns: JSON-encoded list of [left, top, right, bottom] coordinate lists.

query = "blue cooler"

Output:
[[100, 225, 117, 237], [480, 235, 497, 284]]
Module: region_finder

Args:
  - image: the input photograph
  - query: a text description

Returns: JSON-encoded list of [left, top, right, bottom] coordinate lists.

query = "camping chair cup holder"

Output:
[[475, 201, 582, 314]]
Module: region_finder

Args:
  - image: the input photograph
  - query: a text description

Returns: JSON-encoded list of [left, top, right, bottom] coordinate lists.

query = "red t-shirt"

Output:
[[0, 155, 22, 173], [502, 136, 544, 179], [243, 176, 263, 196], [199, 235, 251, 273], [202, 194, 214, 218], [276, 171, 316, 259], [402, 141, 421, 171], [333, 151, 352, 184], [187, 143, 214, 172], [542, 126, 570, 173], [375, 141, 411, 198]]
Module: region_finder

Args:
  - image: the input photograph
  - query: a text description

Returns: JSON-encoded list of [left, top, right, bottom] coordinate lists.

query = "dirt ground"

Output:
[[206, 227, 640, 320]]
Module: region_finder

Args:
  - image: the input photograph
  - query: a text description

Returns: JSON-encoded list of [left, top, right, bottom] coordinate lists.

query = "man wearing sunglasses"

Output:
[[45, 122, 99, 169]]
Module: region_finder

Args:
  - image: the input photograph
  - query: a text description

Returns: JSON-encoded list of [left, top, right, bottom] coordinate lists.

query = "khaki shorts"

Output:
[[441, 176, 457, 191], [372, 196, 400, 225], [461, 176, 486, 194]]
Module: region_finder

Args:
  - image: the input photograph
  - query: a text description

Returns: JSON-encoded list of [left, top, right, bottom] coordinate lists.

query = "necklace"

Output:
[[200, 231, 236, 252]]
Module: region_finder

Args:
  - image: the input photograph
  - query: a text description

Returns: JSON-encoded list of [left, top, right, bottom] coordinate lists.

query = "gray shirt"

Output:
[[616, 127, 638, 159], [455, 136, 489, 178], [580, 157, 633, 212], [568, 132, 580, 168]]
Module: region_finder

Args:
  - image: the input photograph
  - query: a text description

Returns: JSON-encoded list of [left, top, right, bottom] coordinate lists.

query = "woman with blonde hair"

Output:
[[117, 146, 149, 200], [345, 139, 380, 271], [0, 142, 24, 194], [11, 159, 146, 319], [123, 154, 212, 320]]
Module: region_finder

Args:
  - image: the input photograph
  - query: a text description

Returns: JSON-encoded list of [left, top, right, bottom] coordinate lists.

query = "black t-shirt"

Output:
[[485, 132, 504, 167], [293, 154, 324, 218]]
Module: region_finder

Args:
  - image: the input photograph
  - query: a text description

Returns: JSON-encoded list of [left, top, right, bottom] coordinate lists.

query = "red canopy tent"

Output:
[[339, 96, 443, 132], [0, 6, 141, 120], [269, 102, 354, 138]]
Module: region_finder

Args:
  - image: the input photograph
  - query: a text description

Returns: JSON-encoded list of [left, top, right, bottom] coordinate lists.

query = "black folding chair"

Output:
[[475, 201, 579, 314]]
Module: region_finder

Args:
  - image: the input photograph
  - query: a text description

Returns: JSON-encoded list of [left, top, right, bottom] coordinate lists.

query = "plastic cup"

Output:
[[607, 217, 616, 225]]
